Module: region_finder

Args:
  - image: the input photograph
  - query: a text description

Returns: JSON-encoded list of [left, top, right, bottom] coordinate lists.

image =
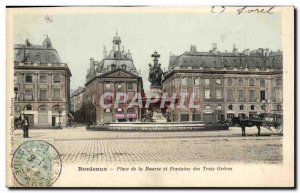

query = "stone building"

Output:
[[85, 32, 143, 124], [70, 86, 86, 123], [162, 44, 283, 124], [14, 36, 72, 127]]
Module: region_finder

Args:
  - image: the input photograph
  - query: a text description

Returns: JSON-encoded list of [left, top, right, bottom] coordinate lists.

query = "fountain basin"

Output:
[[87, 121, 229, 132]]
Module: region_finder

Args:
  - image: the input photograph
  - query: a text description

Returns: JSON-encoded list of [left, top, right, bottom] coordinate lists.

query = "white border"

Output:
[[1, 1, 298, 193]]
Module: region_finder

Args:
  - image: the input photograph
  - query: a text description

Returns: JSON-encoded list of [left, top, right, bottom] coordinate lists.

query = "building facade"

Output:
[[14, 36, 72, 127], [70, 86, 86, 123], [162, 44, 283, 124], [85, 32, 143, 124]]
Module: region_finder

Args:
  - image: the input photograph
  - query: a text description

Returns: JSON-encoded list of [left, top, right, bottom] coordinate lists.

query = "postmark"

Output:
[[11, 140, 62, 187]]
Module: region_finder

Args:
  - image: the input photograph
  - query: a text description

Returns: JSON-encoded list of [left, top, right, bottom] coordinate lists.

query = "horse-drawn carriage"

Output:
[[229, 110, 283, 136]]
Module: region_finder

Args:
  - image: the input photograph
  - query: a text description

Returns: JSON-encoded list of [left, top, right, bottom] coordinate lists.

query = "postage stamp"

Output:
[[11, 140, 62, 187]]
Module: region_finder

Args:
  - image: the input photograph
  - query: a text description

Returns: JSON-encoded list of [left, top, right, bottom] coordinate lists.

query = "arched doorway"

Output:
[[52, 105, 60, 127]]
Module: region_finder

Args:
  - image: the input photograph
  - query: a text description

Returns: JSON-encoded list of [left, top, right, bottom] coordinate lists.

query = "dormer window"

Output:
[[121, 64, 127, 70], [111, 64, 116, 70]]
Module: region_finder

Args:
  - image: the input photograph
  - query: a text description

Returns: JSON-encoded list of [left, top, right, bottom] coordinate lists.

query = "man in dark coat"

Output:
[[21, 116, 29, 138]]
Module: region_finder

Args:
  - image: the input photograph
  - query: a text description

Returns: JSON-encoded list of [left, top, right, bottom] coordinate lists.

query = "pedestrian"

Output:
[[22, 117, 29, 138]]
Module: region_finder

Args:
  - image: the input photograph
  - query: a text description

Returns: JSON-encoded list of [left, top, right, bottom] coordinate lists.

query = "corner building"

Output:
[[14, 37, 72, 127], [85, 32, 143, 124], [162, 45, 283, 124]]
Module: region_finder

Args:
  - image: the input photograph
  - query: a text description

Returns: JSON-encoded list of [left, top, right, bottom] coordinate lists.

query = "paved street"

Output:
[[13, 126, 282, 164]]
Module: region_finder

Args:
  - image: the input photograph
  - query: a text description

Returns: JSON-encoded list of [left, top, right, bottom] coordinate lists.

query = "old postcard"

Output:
[[6, 6, 294, 187]]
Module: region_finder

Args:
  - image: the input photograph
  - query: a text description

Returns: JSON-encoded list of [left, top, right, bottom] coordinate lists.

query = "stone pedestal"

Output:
[[149, 87, 167, 123]]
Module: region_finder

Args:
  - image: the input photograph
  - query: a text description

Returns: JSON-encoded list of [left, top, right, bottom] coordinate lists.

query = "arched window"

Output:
[[117, 108, 123, 113], [111, 64, 116, 70], [24, 105, 32, 111], [52, 105, 60, 113], [228, 105, 233, 110], [250, 105, 255, 110], [216, 105, 222, 110], [121, 64, 127, 70], [127, 108, 135, 114], [104, 108, 111, 113]]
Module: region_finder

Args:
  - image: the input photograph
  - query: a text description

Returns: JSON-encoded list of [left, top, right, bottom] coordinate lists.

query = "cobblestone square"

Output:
[[13, 126, 282, 164]]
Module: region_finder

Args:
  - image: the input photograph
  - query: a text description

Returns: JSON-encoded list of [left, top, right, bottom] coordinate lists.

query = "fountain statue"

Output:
[[146, 51, 167, 122], [148, 51, 164, 89]]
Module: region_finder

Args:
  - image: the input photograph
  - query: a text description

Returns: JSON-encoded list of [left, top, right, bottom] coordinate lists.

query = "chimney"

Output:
[[43, 35, 52, 48], [232, 44, 238, 55], [90, 58, 95, 73], [25, 39, 31, 47], [103, 45, 108, 58], [211, 43, 217, 54], [190, 45, 197, 54], [265, 48, 270, 56]]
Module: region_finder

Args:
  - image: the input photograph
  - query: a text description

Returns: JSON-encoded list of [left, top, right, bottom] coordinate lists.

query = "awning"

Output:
[[127, 114, 137, 119], [115, 113, 126, 119]]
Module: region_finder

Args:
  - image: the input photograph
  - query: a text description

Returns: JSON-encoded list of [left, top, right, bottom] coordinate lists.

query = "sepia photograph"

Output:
[[6, 6, 294, 188]]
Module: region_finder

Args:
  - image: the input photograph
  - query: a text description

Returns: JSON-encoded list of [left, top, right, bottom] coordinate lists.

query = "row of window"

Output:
[[20, 105, 62, 112], [182, 88, 272, 102], [104, 82, 134, 91], [167, 77, 282, 87], [104, 107, 135, 113], [110, 64, 127, 71], [14, 88, 61, 101], [15, 74, 61, 83], [170, 104, 282, 112], [228, 104, 264, 111]]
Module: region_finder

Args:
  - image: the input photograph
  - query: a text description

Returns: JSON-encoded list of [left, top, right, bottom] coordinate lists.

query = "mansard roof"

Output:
[[169, 48, 283, 70], [14, 38, 62, 64]]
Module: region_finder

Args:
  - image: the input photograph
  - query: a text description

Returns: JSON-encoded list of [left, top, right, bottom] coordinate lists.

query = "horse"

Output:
[[14, 115, 23, 129], [231, 114, 264, 136]]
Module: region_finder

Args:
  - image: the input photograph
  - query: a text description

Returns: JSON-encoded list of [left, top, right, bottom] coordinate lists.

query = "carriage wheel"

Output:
[[274, 123, 283, 134], [262, 122, 273, 132]]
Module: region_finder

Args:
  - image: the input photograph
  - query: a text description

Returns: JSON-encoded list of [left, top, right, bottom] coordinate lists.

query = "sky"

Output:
[[12, 8, 282, 91]]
